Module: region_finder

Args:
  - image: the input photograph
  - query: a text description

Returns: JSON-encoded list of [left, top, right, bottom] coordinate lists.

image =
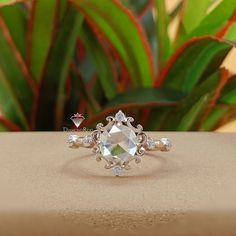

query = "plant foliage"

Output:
[[0, 0, 236, 131]]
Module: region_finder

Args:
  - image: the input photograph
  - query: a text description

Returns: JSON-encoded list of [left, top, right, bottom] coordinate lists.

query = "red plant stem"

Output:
[[0, 117, 22, 131], [216, 11, 236, 38], [76, 38, 86, 61]]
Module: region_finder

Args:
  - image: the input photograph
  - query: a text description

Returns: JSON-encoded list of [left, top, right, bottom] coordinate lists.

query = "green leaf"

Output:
[[82, 88, 184, 128], [200, 106, 229, 131], [154, 0, 171, 68], [177, 94, 209, 131], [225, 23, 236, 41], [0, 22, 34, 125], [200, 76, 236, 131], [106, 87, 184, 108], [163, 70, 227, 131], [29, 0, 58, 80], [0, 69, 28, 129], [80, 22, 118, 99], [159, 37, 232, 92], [35, 7, 83, 130], [71, 0, 154, 87], [185, 0, 236, 40], [0, 4, 27, 58], [220, 76, 236, 104], [182, 0, 212, 34]]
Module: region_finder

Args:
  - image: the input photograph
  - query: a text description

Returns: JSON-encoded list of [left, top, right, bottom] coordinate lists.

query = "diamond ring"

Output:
[[67, 110, 172, 176]]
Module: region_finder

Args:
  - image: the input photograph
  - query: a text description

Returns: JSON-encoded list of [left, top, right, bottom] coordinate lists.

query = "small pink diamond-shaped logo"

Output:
[[70, 113, 85, 128]]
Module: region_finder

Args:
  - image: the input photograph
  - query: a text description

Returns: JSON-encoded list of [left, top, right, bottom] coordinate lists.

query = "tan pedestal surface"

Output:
[[0, 132, 236, 236]]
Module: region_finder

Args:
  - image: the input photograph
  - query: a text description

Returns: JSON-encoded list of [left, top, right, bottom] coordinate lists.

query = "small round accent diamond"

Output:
[[115, 110, 127, 123], [146, 137, 156, 150], [83, 135, 93, 147], [112, 165, 123, 176]]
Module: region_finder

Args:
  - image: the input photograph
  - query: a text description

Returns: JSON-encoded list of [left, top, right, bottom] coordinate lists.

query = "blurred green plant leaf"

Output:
[[157, 37, 232, 92], [29, 0, 59, 80], [0, 16, 35, 127], [163, 69, 230, 131], [200, 75, 236, 130], [71, 0, 154, 87], [0, 5, 27, 58], [219, 76, 236, 104], [155, 0, 171, 68], [0, 69, 28, 129], [35, 7, 83, 130], [177, 94, 209, 131], [200, 105, 229, 131], [82, 87, 184, 127], [185, 0, 236, 40], [225, 23, 236, 41], [181, 0, 212, 34], [106, 87, 184, 108], [80, 22, 118, 99]]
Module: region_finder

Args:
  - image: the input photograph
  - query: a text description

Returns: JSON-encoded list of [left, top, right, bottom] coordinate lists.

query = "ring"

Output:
[[67, 110, 172, 176]]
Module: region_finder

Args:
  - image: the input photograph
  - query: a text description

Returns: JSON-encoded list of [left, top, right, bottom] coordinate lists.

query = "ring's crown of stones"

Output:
[[67, 110, 172, 176]]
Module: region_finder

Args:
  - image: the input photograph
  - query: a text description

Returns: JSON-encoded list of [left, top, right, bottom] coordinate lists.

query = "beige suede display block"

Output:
[[0, 132, 236, 236]]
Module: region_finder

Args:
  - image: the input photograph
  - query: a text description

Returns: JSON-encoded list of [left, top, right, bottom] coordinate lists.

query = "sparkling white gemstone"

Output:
[[82, 135, 93, 147], [68, 134, 79, 144], [112, 165, 123, 176], [160, 138, 172, 151], [115, 110, 127, 123], [146, 137, 156, 150], [99, 123, 138, 164]]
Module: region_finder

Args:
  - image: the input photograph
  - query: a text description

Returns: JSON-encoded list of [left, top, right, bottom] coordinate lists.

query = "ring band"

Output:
[[67, 110, 172, 176]]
